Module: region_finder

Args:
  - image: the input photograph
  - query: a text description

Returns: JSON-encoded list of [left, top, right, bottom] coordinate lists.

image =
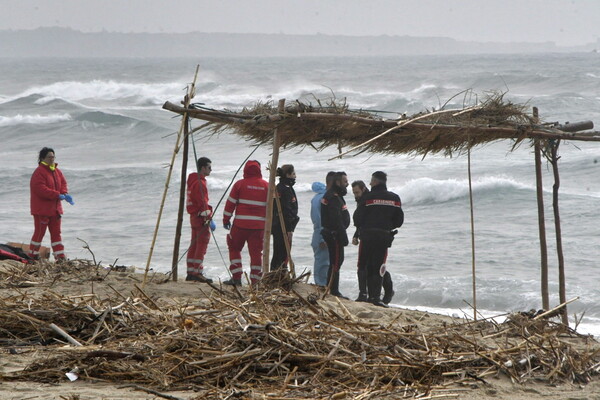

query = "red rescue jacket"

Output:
[[30, 163, 68, 216], [186, 172, 212, 228], [223, 161, 268, 230]]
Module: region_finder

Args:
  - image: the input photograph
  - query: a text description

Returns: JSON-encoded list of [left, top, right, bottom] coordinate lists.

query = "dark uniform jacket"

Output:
[[321, 187, 351, 246], [272, 177, 300, 232], [354, 183, 403, 243], [352, 194, 366, 240]]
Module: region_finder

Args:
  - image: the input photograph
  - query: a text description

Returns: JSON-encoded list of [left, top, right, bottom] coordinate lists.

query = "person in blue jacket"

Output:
[[310, 171, 335, 286]]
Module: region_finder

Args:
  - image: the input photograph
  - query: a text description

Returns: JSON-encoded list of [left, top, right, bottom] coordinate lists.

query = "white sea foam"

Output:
[[33, 96, 59, 105], [0, 113, 72, 127], [206, 177, 235, 191], [410, 83, 438, 94], [395, 176, 531, 205], [198, 82, 336, 108], [197, 81, 443, 110], [1, 78, 451, 111], [8, 80, 186, 106]]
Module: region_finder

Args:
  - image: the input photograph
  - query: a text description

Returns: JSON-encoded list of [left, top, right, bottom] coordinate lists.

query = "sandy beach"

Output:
[[1, 258, 599, 400]]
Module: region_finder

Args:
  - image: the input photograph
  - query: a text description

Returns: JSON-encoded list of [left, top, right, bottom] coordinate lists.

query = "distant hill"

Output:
[[0, 27, 596, 57]]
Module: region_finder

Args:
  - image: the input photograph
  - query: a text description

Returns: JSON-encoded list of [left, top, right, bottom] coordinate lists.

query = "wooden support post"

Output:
[[143, 65, 199, 287], [262, 99, 285, 274], [171, 115, 190, 281], [467, 144, 476, 321], [533, 107, 549, 310], [549, 140, 569, 326]]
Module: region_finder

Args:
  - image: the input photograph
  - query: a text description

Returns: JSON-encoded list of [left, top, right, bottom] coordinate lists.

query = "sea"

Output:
[[1, 54, 599, 335]]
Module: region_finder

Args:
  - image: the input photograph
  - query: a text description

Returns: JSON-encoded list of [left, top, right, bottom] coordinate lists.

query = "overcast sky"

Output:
[[1, 0, 598, 46]]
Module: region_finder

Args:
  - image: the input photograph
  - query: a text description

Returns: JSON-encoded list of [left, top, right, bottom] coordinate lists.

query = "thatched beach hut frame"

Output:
[[157, 81, 600, 324]]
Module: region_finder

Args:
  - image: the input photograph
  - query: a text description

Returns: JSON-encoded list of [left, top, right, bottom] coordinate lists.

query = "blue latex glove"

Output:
[[223, 221, 231, 230], [210, 220, 216, 231], [59, 194, 66, 200], [64, 194, 75, 205]]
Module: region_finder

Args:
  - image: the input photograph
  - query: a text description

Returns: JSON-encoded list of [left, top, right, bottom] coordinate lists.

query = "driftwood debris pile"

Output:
[[0, 258, 163, 289], [1, 262, 600, 399], [0, 259, 105, 289]]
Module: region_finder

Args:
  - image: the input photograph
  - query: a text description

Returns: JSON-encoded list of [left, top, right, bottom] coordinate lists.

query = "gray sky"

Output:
[[1, 0, 599, 46]]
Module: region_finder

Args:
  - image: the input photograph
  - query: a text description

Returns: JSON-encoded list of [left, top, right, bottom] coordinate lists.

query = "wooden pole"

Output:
[[533, 296, 579, 321], [262, 99, 285, 274], [549, 140, 569, 326], [533, 107, 549, 310], [49, 323, 83, 346], [467, 144, 476, 321], [143, 65, 199, 287], [171, 115, 190, 281]]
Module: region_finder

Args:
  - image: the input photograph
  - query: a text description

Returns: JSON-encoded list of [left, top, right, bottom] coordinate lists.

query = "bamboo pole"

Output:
[[467, 141, 476, 321], [533, 296, 579, 320], [533, 107, 549, 310], [548, 140, 569, 326], [143, 65, 199, 287], [262, 99, 285, 274], [49, 323, 82, 346], [171, 116, 190, 282]]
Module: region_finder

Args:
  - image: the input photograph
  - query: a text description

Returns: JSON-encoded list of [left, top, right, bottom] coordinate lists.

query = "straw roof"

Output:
[[163, 93, 600, 158]]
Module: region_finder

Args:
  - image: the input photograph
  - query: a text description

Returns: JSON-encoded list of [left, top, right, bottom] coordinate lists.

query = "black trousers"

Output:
[[270, 224, 289, 271], [358, 242, 393, 297], [359, 237, 388, 301], [325, 237, 344, 295]]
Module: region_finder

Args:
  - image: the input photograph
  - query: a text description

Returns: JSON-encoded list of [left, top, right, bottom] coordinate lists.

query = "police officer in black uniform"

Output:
[[270, 164, 299, 271], [352, 180, 395, 304], [354, 171, 404, 307], [321, 171, 350, 298]]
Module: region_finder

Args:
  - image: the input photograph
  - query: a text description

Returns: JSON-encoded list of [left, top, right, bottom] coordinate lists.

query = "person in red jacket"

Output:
[[222, 160, 269, 286], [185, 157, 215, 283], [29, 147, 74, 261]]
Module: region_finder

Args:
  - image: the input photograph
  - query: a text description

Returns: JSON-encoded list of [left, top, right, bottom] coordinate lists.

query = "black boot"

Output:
[[355, 292, 369, 302], [186, 274, 213, 283], [382, 271, 394, 304], [223, 278, 242, 286], [328, 268, 347, 299], [367, 272, 384, 307], [369, 297, 389, 308], [357, 267, 368, 302]]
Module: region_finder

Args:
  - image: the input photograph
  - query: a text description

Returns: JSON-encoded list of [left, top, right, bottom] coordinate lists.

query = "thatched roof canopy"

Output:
[[163, 95, 600, 158]]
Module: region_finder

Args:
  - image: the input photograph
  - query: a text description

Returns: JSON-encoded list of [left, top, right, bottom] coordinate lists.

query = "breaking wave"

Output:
[[0, 113, 72, 127], [397, 176, 531, 205], [1, 80, 186, 106]]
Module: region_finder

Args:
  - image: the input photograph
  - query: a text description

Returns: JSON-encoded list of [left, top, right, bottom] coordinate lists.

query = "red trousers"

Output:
[[226, 224, 263, 283], [29, 214, 65, 259], [187, 225, 211, 277]]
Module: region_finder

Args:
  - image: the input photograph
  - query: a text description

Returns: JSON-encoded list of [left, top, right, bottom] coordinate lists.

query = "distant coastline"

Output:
[[1, 27, 598, 58]]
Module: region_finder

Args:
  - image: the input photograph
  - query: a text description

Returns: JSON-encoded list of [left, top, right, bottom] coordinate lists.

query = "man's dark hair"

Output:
[[372, 171, 387, 183], [38, 147, 55, 164], [325, 170, 336, 186], [351, 180, 367, 191], [332, 171, 346, 186], [277, 164, 294, 178], [337, 171, 347, 177], [197, 157, 212, 170]]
